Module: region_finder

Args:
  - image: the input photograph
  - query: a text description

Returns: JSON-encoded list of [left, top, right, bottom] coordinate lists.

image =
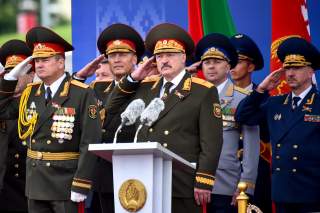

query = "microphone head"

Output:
[[120, 99, 145, 125], [140, 98, 165, 126]]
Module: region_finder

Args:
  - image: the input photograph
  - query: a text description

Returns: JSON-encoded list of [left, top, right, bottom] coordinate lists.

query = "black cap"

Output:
[[97, 23, 145, 59], [230, 33, 264, 71], [145, 23, 194, 56], [26, 26, 74, 58], [0, 39, 32, 69], [277, 37, 320, 70], [195, 33, 238, 69]]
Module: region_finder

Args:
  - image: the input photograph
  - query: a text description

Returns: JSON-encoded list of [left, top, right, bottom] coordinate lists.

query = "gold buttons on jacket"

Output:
[[276, 168, 280, 171], [292, 169, 297, 173], [47, 140, 51, 144], [15, 153, 19, 159], [15, 173, 19, 177], [32, 139, 36, 143], [163, 143, 168, 148], [293, 156, 298, 161], [293, 145, 298, 149], [46, 162, 51, 167], [22, 141, 27, 146], [275, 155, 280, 159], [101, 129, 106, 133], [276, 144, 281, 148], [37, 152, 43, 159], [164, 130, 169, 135], [149, 128, 153, 133], [32, 162, 36, 167], [14, 164, 19, 168]]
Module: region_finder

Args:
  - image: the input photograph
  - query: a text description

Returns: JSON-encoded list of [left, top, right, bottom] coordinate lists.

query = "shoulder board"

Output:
[[90, 80, 112, 88], [191, 77, 213, 88], [27, 81, 41, 88], [70, 80, 89, 88], [234, 86, 251, 95], [142, 75, 161, 83]]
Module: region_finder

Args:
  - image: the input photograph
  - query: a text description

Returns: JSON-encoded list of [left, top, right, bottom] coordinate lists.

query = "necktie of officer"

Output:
[[161, 82, 174, 101], [292, 96, 301, 110], [46, 87, 52, 105]]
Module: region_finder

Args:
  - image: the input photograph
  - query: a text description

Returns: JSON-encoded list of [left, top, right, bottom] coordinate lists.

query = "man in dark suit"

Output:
[[235, 37, 320, 213], [0, 39, 33, 213], [230, 34, 272, 213], [105, 23, 223, 213], [75, 23, 145, 213], [0, 26, 101, 213]]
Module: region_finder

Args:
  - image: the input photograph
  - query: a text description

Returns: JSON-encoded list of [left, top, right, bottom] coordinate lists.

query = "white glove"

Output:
[[70, 191, 87, 202], [4, 56, 33, 80]]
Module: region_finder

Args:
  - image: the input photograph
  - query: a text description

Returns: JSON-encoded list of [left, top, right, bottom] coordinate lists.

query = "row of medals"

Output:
[[51, 114, 75, 143]]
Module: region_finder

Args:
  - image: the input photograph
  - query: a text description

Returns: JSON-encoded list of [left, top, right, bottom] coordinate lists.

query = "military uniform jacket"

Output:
[[0, 119, 28, 211], [0, 73, 101, 200], [106, 71, 223, 198], [90, 80, 136, 193], [235, 86, 320, 203], [213, 80, 260, 196]]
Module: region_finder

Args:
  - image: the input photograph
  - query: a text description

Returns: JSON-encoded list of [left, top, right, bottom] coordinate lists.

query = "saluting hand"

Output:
[[257, 68, 284, 93], [4, 56, 33, 80], [131, 56, 157, 81], [186, 61, 201, 74], [75, 55, 105, 78]]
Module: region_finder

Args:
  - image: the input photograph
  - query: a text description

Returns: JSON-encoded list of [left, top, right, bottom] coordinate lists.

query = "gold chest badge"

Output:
[[119, 179, 147, 212]]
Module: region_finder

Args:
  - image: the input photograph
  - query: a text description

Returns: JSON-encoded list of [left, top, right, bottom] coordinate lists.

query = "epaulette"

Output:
[[70, 80, 89, 88], [141, 75, 160, 83], [191, 77, 213, 88], [234, 86, 250, 95], [27, 81, 41, 88], [90, 80, 112, 89]]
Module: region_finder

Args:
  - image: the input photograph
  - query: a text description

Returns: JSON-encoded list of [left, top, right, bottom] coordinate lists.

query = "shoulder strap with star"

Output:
[[191, 77, 214, 88]]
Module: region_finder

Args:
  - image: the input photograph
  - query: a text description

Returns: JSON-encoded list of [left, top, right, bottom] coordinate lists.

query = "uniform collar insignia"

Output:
[[59, 81, 70, 97], [35, 83, 43, 96]]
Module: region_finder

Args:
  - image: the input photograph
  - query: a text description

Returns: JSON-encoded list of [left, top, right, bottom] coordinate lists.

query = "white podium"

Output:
[[89, 142, 196, 213]]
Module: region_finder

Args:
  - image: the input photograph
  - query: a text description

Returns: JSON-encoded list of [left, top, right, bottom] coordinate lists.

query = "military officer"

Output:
[[235, 37, 320, 213], [75, 23, 145, 213], [105, 23, 223, 213], [0, 26, 101, 213], [230, 33, 272, 213], [194, 33, 260, 212], [0, 39, 34, 213]]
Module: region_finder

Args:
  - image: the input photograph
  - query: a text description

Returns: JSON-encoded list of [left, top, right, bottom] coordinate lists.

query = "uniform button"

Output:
[[32, 139, 36, 143], [293, 156, 298, 161], [47, 140, 51, 144], [101, 129, 106, 133], [292, 169, 297, 172], [32, 163, 36, 167], [164, 130, 169, 135], [293, 145, 298, 149], [22, 141, 27, 146], [15, 154, 20, 159], [149, 128, 153, 133], [163, 143, 168, 148], [46, 162, 51, 167], [239, 134, 243, 140], [276, 144, 281, 148], [276, 167, 280, 171], [15, 173, 19, 177], [14, 164, 19, 168], [276, 155, 280, 159]]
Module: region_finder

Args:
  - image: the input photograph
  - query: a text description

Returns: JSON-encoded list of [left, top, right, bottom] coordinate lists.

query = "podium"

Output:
[[89, 142, 196, 213]]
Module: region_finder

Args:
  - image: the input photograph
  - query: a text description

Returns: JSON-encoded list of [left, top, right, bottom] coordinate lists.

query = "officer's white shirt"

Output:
[[44, 73, 66, 98], [292, 85, 312, 107], [216, 78, 229, 94], [160, 69, 186, 97], [244, 83, 254, 91]]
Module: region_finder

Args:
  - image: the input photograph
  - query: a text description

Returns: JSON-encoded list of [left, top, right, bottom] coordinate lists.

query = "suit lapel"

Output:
[[154, 73, 191, 124], [33, 75, 70, 135]]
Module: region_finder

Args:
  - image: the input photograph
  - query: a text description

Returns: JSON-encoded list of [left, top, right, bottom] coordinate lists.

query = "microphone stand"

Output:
[[133, 124, 143, 143], [113, 124, 123, 144]]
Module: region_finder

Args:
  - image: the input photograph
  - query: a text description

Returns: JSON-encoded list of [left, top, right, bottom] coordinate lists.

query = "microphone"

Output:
[[134, 98, 165, 143], [113, 99, 145, 143]]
